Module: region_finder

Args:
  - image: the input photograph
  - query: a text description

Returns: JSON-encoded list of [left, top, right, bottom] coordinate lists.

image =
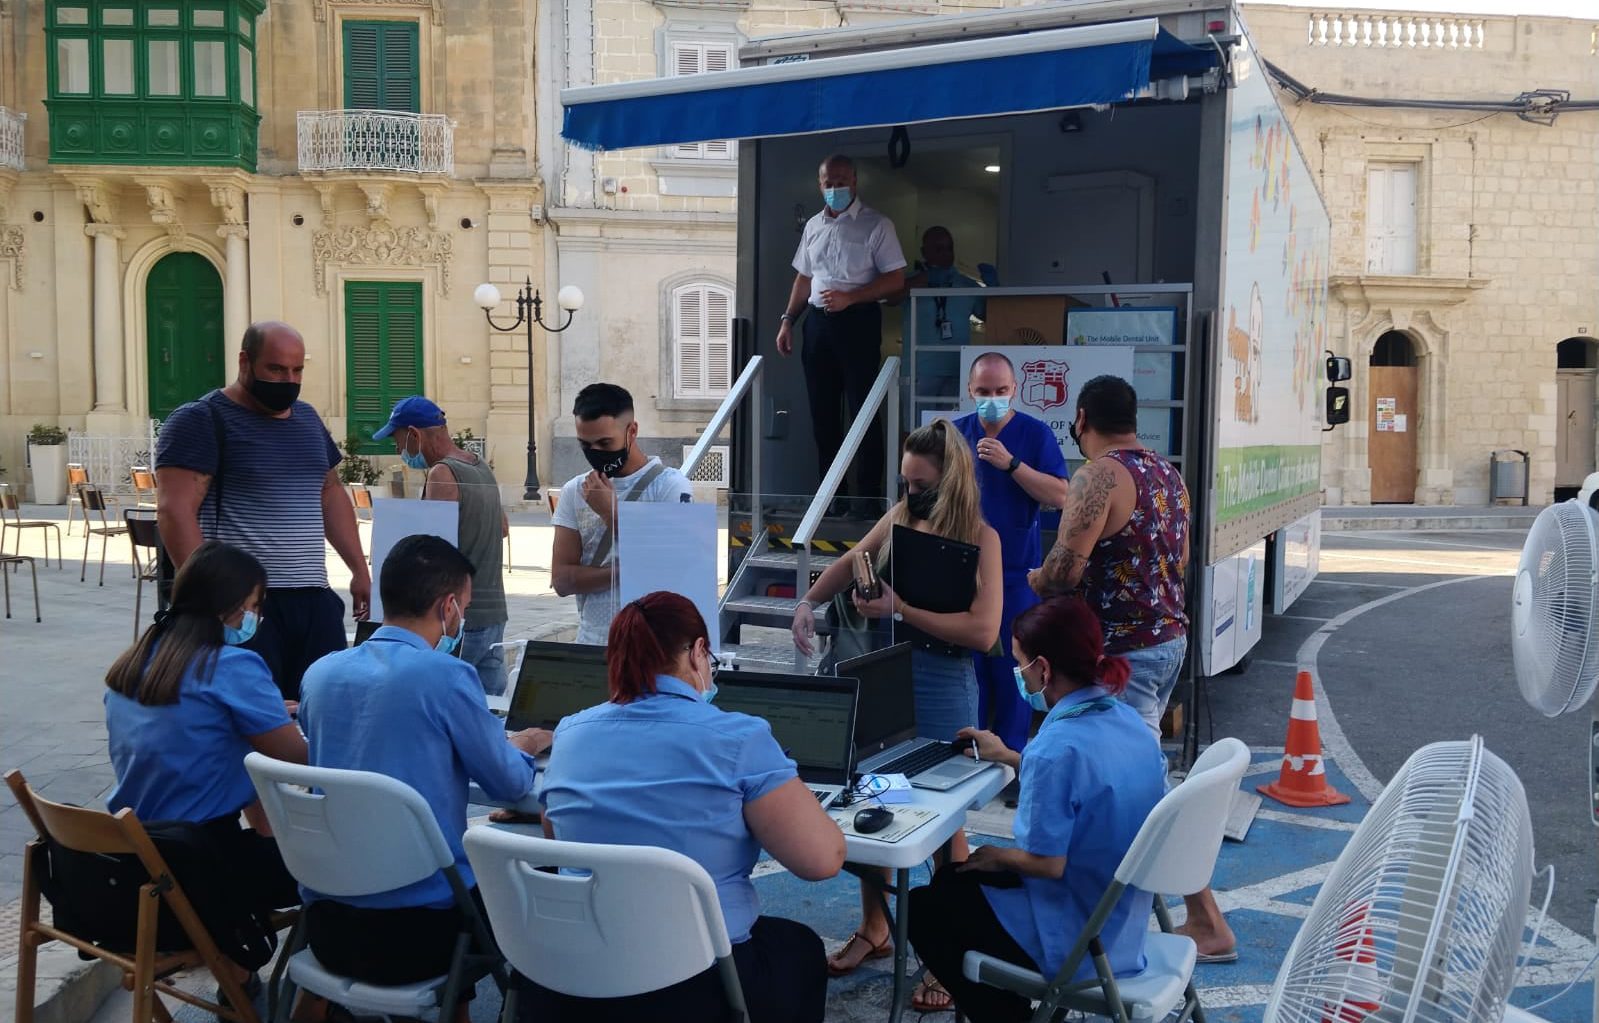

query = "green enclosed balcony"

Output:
[[45, 0, 263, 170]]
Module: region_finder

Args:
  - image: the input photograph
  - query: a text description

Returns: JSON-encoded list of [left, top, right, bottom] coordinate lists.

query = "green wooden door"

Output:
[[343, 21, 419, 111], [146, 253, 225, 421], [346, 281, 423, 452]]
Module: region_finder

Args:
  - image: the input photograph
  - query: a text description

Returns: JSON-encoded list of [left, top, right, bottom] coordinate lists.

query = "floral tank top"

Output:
[[1079, 449, 1189, 653]]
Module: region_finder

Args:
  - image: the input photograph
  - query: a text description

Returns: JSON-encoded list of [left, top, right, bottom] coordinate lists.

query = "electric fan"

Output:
[[1511, 501, 1599, 717], [1264, 736, 1535, 1023]]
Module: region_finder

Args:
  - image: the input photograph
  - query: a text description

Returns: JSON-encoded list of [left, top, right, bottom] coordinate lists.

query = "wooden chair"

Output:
[[65, 464, 91, 535], [131, 467, 159, 510], [5, 770, 266, 1023], [0, 486, 63, 568], [126, 513, 163, 639], [1, 553, 41, 622], [80, 486, 131, 585]]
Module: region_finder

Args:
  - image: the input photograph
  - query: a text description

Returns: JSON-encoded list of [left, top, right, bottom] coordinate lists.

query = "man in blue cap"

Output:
[[376, 396, 512, 694]]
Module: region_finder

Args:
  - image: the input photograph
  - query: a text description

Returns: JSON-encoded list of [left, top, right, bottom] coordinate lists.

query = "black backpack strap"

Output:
[[203, 393, 227, 519]]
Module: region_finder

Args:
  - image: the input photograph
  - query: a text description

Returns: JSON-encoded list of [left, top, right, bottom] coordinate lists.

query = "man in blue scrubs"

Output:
[[953, 353, 1070, 754]]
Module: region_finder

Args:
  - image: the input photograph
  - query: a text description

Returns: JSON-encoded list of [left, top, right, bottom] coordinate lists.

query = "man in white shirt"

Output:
[[551, 383, 694, 644], [775, 154, 907, 499]]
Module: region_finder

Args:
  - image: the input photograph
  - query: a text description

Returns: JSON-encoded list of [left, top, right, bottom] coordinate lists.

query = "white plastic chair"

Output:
[[963, 737, 1251, 1023], [243, 753, 505, 1023], [463, 827, 748, 1023]]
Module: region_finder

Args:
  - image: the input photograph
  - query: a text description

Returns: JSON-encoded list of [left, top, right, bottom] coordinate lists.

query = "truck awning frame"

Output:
[[559, 19, 1217, 152]]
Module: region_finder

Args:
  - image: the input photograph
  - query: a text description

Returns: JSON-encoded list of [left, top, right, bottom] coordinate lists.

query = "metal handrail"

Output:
[[686, 356, 764, 570], [0, 106, 25, 172], [296, 109, 455, 175]]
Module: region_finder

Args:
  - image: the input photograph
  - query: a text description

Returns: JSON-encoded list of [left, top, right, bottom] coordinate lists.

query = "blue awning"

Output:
[[560, 19, 1217, 152]]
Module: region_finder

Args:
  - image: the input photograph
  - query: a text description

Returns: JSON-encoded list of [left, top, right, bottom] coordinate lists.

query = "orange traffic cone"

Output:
[[1258, 671, 1350, 807], [1321, 900, 1381, 1023]]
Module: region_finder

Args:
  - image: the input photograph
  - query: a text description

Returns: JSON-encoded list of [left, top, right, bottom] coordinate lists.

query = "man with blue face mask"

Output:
[[375, 396, 511, 695], [777, 154, 907, 499], [888, 226, 993, 400], [952, 353, 1070, 759]]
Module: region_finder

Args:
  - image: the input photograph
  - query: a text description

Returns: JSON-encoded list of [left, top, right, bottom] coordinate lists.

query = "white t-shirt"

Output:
[[791, 201, 907, 307], [552, 456, 695, 645]]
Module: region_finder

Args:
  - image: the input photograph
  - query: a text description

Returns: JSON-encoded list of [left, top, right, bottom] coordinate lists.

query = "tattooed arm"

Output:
[[1029, 459, 1118, 596]]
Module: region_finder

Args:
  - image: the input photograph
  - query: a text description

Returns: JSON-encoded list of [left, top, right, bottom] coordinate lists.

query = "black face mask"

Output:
[[582, 442, 630, 478], [1067, 419, 1083, 449], [905, 487, 939, 520], [248, 375, 301, 413]]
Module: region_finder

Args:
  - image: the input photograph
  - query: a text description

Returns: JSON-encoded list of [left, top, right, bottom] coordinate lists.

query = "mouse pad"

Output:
[[829, 805, 939, 844]]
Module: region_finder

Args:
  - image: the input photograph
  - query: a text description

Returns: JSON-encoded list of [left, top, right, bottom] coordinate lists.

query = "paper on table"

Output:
[[618, 500, 721, 652], [859, 773, 915, 804], [368, 499, 459, 622]]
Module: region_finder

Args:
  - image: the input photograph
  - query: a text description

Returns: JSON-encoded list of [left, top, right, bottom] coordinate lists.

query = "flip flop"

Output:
[[1196, 949, 1239, 964], [827, 931, 893, 976], [911, 977, 955, 1013]]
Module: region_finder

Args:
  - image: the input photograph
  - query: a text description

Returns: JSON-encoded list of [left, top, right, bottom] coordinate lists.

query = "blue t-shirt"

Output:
[[955, 411, 1070, 581], [982, 686, 1166, 980], [155, 391, 341, 588], [540, 676, 797, 943], [299, 626, 538, 909], [105, 645, 291, 823]]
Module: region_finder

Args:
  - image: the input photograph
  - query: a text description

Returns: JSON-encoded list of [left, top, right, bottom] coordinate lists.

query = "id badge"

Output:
[[939, 320, 955, 341]]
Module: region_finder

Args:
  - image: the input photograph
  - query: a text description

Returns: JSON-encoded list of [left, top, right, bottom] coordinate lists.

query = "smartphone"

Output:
[[854, 550, 882, 601]]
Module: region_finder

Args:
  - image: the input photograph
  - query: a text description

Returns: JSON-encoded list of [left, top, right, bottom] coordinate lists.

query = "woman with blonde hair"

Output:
[[791, 417, 1002, 985]]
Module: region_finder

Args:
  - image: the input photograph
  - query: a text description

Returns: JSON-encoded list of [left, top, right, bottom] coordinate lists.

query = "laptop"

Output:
[[836, 642, 987, 792], [505, 641, 610, 732], [712, 670, 859, 810], [352, 619, 382, 646]]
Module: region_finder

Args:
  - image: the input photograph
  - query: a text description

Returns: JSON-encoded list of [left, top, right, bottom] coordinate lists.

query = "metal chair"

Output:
[[80, 486, 130, 585], [1, 553, 40, 622], [962, 737, 1251, 1023], [64, 464, 90, 535], [126, 513, 162, 640], [0, 486, 63, 568], [244, 754, 506, 1023], [464, 827, 749, 1023], [350, 485, 374, 522], [130, 467, 158, 510], [5, 770, 267, 1023]]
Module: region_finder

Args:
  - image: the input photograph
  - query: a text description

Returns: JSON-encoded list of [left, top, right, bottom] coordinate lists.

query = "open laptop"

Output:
[[352, 619, 382, 646], [505, 641, 609, 732], [712, 670, 859, 810], [836, 642, 986, 792]]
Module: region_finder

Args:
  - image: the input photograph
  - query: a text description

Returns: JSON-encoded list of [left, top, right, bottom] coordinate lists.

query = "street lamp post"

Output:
[[474, 278, 585, 500]]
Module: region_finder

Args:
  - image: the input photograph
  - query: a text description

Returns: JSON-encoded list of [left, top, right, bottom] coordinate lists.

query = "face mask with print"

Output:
[[582, 443, 630, 478], [905, 487, 939, 521], [823, 187, 853, 213], [436, 599, 465, 655], [975, 397, 1010, 424], [400, 432, 429, 471], [1013, 658, 1049, 712], [223, 609, 258, 647]]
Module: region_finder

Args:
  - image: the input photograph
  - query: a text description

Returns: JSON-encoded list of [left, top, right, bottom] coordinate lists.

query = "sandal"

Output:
[[826, 930, 893, 976], [912, 977, 954, 1013]]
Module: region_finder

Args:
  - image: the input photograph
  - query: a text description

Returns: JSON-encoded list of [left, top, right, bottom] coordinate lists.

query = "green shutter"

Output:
[[346, 281, 424, 452], [343, 20, 418, 112]]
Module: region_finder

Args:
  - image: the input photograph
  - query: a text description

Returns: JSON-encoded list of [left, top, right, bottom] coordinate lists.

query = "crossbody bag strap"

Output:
[[586, 461, 669, 567], [204, 393, 227, 523]]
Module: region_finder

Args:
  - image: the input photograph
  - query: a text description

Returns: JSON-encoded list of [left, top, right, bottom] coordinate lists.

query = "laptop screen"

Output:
[[506, 641, 610, 731], [712, 671, 859, 785], [836, 642, 917, 757], [353, 620, 382, 646]]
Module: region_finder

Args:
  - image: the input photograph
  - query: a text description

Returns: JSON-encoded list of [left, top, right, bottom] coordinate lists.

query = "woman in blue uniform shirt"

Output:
[[907, 595, 1167, 1021], [537, 590, 847, 1023]]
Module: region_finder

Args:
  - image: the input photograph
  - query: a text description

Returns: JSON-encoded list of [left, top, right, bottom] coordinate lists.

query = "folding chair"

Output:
[[131, 467, 159, 510], [5, 770, 265, 1023], [126, 513, 163, 639], [1, 553, 41, 621], [80, 486, 130, 585], [962, 737, 1251, 1023], [463, 827, 748, 1023], [0, 486, 63, 568], [65, 464, 90, 535], [243, 754, 506, 1023]]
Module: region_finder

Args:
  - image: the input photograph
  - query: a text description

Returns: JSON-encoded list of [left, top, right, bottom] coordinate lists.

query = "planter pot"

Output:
[[28, 443, 69, 504]]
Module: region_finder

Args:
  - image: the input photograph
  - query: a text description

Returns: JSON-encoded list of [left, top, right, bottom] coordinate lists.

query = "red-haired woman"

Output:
[[536, 591, 847, 1023], [905, 596, 1167, 1021]]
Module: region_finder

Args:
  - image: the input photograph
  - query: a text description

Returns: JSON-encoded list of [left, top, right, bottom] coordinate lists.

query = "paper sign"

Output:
[[618, 501, 721, 652], [958, 345, 1135, 460], [1394, 414, 1407, 433], [1066, 307, 1178, 348], [369, 499, 460, 622], [1376, 397, 1396, 412]]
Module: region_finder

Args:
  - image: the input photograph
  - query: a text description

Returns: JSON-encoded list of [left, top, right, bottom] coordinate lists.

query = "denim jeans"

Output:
[[1119, 636, 1187, 736], [460, 622, 508, 696]]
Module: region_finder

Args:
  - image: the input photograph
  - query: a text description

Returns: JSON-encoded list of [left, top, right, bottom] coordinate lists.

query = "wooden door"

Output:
[[1368, 366, 1418, 503], [1557, 369, 1597, 487], [146, 253, 224, 422]]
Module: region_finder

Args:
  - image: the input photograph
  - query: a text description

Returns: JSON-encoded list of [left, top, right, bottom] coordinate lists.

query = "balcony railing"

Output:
[[296, 109, 454, 176], [1307, 13, 1486, 49], [0, 106, 26, 172]]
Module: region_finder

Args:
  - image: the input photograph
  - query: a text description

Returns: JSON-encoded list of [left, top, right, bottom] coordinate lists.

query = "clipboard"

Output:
[[889, 525, 979, 652]]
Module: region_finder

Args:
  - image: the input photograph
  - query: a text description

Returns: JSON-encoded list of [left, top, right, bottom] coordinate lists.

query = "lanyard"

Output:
[[1044, 695, 1117, 728], [933, 295, 948, 325]]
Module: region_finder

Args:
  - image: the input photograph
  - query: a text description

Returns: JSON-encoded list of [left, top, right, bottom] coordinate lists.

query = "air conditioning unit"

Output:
[[682, 445, 730, 489]]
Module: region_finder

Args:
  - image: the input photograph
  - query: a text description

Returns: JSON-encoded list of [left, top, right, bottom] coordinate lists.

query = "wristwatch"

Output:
[[892, 610, 905, 623], [1005, 456, 1021, 474], [779, 312, 796, 325]]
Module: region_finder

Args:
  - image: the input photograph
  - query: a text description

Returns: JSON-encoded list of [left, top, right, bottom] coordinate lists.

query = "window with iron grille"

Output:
[[672, 282, 734, 400]]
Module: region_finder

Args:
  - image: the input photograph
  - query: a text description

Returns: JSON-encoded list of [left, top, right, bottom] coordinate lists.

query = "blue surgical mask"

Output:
[[823, 187, 853, 213], [1013, 658, 1049, 712], [703, 683, 718, 704], [223, 609, 258, 647], [436, 599, 464, 655], [976, 397, 1011, 424], [401, 433, 428, 471], [925, 266, 955, 288]]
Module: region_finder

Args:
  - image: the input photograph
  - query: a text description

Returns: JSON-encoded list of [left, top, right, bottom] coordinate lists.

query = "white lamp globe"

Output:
[[472, 283, 502, 310], [556, 285, 585, 312]]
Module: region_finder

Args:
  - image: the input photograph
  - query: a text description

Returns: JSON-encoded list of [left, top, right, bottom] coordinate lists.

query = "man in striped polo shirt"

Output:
[[156, 321, 370, 700]]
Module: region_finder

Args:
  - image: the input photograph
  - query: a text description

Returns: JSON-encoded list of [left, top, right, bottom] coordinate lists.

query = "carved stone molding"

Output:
[[69, 178, 116, 224], [311, 223, 452, 297], [207, 181, 248, 226], [135, 177, 186, 240], [0, 169, 17, 225], [357, 181, 393, 223], [419, 184, 447, 231], [84, 223, 126, 241], [217, 224, 250, 243], [314, 183, 338, 227], [0, 225, 23, 290], [314, 0, 442, 23]]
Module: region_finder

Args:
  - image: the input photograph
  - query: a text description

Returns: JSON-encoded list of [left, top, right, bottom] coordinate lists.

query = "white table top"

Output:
[[838, 763, 1012, 869]]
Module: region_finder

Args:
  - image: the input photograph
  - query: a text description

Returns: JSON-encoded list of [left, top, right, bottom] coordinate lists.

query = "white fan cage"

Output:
[[1512, 501, 1599, 717], [1265, 737, 1533, 1023]]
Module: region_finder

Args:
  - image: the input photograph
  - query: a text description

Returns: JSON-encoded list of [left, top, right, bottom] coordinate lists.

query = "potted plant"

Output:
[[338, 436, 383, 495], [26, 424, 69, 505]]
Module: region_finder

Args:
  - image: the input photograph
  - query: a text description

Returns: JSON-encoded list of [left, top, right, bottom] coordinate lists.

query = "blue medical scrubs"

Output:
[[954, 410, 1069, 751], [982, 685, 1167, 980]]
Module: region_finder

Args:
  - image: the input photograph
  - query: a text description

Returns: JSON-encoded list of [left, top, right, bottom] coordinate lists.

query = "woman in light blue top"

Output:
[[907, 596, 1167, 1021], [538, 591, 846, 1023]]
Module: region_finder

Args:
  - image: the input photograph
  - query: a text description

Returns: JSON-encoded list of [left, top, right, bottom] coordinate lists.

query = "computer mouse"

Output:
[[853, 806, 895, 835]]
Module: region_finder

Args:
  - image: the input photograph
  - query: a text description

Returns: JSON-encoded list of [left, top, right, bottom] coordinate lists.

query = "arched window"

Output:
[[1370, 330, 1416, 367], [1558, 337, 1598, 369], [671, 282, 733, 399]]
